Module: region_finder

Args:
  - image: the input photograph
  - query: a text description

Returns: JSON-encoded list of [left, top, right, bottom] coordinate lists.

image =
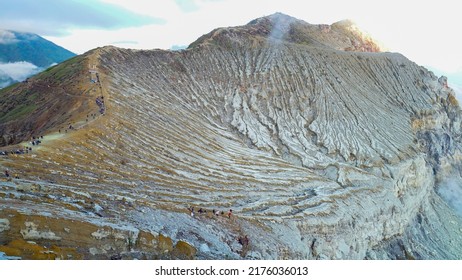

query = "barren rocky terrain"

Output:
[[1, 13, 462, 259]]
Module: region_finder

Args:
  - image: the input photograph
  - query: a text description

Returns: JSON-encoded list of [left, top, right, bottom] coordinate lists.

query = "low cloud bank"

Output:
[[0, 61, 45, 88], [0, 61, 40, 81]]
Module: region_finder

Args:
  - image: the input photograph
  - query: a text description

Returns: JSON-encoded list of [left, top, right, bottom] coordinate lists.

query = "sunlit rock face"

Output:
[[1, 13, 462, 259]]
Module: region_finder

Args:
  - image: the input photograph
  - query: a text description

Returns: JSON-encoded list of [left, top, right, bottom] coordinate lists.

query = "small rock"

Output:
[[93, 203, 103, 212], [173, 240, 197, 259]]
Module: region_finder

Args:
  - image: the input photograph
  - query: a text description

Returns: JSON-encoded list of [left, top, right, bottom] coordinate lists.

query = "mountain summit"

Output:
[[190, 13, 383, 52], [0, 14, 461, 260]]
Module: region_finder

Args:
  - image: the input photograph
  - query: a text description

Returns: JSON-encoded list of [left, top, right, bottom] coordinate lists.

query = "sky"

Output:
[[0, 0, 460, 89]]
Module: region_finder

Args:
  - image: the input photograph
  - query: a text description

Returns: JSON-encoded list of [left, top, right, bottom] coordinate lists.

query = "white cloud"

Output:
[[0, 61, 41, 82], [0, 29, 18, 44]]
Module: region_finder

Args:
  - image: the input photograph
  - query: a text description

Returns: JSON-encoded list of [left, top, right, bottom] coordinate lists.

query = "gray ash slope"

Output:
[[1, 13, 462, 259]]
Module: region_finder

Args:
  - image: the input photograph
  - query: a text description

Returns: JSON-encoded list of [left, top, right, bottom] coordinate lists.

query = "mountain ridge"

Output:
[[189, 13, 384, 52]]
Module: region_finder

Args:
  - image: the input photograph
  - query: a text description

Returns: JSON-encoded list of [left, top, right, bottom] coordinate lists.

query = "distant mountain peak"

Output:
[[0, 29, 41, 45], [0, 30, 75, 66], [0, 29, 76, 89], [248, 12, 300, 25]]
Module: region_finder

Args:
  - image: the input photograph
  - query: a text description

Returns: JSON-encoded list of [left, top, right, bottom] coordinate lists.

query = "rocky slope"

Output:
[[1, 13, 462, 259]]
